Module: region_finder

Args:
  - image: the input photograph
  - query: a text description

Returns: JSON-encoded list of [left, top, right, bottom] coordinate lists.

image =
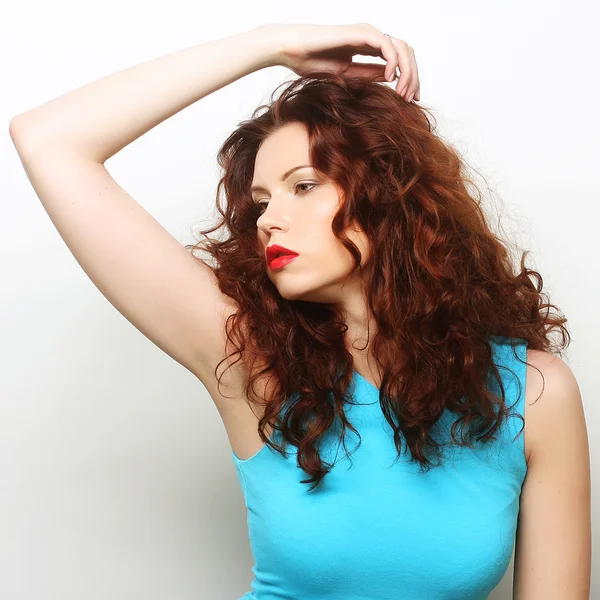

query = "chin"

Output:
[[273, 280, 333, 305], [273, 286, 309, 302]]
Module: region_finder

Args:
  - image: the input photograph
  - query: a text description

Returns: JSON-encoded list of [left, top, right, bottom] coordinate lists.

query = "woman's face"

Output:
[[252, 122, 371, 306]]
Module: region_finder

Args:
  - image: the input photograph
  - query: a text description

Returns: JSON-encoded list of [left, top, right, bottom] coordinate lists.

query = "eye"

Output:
[[253, 182, 317, 216], [295, 182, 316, 194]]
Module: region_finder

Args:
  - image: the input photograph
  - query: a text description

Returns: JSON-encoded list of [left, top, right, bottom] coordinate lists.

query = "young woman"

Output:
[[10, 23, 590, 599]]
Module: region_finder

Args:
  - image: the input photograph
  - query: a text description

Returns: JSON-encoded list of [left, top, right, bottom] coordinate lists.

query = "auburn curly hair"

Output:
[[185, 71, 570, 492]]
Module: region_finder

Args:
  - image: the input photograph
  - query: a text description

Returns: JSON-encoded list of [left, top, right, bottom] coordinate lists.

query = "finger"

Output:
[[386, 36, 416, 97], [405, 46, 420, 100], [381, 34, 399, 82], [352, 25, 400, 83]]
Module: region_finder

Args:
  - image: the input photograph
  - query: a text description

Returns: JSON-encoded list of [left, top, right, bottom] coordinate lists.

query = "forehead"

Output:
[[253, 123, 310, 176]]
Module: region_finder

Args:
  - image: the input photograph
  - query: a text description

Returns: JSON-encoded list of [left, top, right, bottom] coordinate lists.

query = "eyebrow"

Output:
[[250, 165, 313, 194]]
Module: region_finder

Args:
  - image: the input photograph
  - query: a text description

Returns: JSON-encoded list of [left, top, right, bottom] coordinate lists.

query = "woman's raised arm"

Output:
[[8, 26, 281, 386]]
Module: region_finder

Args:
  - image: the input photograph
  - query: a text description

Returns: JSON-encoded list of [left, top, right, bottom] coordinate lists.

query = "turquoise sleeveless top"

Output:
[[232, 336, 528, 600]]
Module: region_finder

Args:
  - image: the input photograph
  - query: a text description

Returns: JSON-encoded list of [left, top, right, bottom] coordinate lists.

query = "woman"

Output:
[[9, 23, 590, 599]]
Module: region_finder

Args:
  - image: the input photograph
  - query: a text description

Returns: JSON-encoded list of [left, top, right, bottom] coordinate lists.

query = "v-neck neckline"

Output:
[[352, 369, 380, 394]]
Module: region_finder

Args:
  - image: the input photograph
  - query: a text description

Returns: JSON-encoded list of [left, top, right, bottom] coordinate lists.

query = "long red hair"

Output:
[[186, 72, 570, 491]]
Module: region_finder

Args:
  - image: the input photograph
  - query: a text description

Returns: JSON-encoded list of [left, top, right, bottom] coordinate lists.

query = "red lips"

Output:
[[266, 244, 299, 266]]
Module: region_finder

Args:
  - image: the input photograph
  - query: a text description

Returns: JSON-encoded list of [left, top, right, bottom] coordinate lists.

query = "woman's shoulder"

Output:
[[522, 348, 582, 467]]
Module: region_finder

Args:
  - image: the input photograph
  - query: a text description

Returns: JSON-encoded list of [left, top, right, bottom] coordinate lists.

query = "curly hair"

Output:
[[185, 71, 570, 492]]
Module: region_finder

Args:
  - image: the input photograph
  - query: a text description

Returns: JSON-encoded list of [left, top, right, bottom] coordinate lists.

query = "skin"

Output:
[[251, 121, 378, 351]]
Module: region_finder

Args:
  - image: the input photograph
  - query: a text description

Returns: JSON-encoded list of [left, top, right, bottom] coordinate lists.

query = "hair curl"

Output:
[[185, 72, 570, 492]]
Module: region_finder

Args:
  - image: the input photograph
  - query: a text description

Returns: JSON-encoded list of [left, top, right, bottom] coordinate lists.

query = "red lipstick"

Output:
[[266, 244, 299, 270]]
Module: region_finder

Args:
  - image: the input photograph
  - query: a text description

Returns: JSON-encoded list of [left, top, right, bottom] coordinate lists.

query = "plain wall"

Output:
[[1, 2, 597, 598]]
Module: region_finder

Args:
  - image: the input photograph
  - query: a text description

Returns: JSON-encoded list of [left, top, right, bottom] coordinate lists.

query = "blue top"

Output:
[[232, 336, 528, 600]]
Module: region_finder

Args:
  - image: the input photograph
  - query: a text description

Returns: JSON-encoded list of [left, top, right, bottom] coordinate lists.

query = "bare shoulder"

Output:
[[522, 348, 586, 466], [513, 348, 591, 597]]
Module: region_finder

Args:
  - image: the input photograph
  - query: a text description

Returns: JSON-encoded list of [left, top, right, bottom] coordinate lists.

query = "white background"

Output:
[[1, 1, 597, 598]]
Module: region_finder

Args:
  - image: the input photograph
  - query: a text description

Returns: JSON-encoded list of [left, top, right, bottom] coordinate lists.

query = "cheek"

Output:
[[316, 240, 360, 280], [311, 224, 368, 271]]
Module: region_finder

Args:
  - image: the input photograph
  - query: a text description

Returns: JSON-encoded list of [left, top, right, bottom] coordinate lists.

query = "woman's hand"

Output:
[[266, 22, 420, 102]]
